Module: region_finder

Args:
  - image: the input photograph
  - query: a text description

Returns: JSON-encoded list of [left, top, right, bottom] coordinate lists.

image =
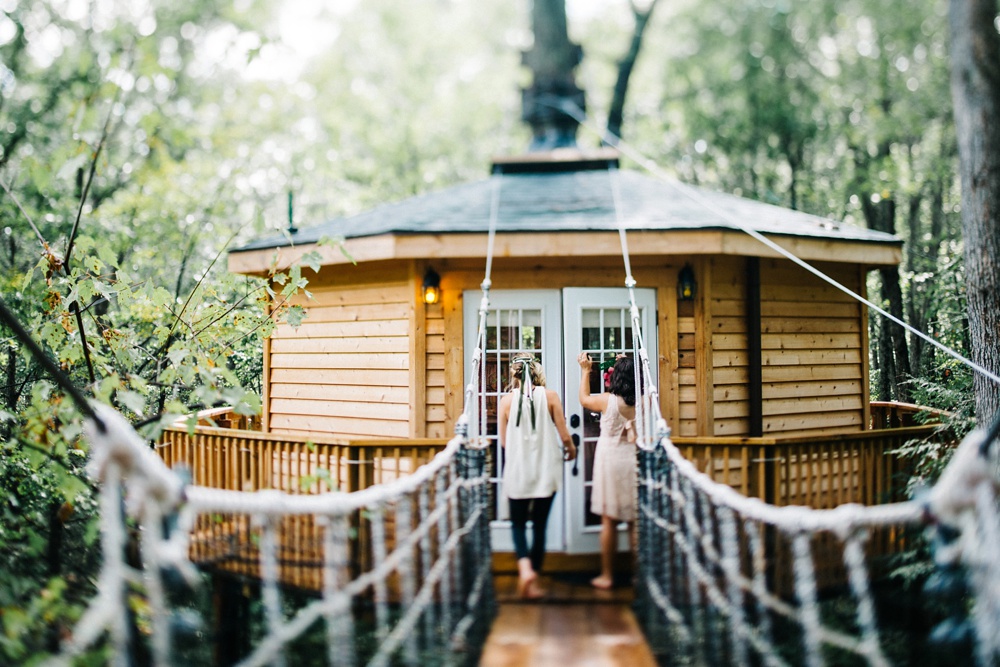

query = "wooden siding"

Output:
[[269, 269, 413, 439], [759, 260, 866, 437], [258, 254, 871, 442], [711, 257, 749, 436], [425, 301, 447, 438]]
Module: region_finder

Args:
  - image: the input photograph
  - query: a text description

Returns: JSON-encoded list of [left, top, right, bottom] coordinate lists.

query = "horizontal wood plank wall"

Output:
[[269, 265, 412, 438], [425, 300, 447, 438], [711, 257, 749, 436], [759, 259, 865, 437]]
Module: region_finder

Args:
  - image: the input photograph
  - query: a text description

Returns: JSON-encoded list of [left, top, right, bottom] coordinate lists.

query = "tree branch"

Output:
[[607, 0, 660, 141]]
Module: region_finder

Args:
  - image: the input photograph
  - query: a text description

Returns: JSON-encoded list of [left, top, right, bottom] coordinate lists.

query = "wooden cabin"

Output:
[[216, 147, 921, 561]]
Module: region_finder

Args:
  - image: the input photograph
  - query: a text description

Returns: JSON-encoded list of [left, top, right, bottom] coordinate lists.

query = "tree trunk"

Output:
[[862, 195, 913, 402], [607, 0, 659, 141], [949, 0, 1000, 423], [877, 320, 895, 401]]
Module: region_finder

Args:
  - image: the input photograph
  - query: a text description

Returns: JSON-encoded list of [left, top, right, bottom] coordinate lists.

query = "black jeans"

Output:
[[508, 494, 555, 572]]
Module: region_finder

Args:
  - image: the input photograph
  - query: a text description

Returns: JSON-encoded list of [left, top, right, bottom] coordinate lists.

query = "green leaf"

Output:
[[97, 243, 119, 270], [85, 255, 104, 274], [55, 153, 90, 182], [117, 390, 146, 415], [167, 348, 188, 366], [286, 305, 306, 328], [299, 250, 323, 274]]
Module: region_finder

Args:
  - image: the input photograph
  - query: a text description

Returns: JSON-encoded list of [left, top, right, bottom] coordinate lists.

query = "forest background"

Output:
[[0, 0, 987, 662]]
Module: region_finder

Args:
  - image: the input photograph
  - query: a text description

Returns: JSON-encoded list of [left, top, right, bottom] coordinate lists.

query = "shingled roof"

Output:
[[234, 159, 900, 253]]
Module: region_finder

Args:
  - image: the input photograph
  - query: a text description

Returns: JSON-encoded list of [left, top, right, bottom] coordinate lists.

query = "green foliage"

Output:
[[0, 1, 325, 659], [894, 360, 976, 493], [0, 0, 983, 661], [0, 440, 101, 664]]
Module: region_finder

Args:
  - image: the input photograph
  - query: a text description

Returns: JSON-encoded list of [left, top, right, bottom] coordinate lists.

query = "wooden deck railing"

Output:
[[670, 425, 939, 509], [157, 423, 448, 590], [870, 400, 950, 430], [159, 402, 949, 591]]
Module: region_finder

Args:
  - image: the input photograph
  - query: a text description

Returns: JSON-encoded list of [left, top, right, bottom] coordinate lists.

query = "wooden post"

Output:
[[409, 260, 428, 438], [859, 265, 872, 430], [746, 257, 763, 437], [695, 258, 714, 436]]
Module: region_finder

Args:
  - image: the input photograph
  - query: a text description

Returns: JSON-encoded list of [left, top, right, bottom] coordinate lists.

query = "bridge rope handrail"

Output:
[[580, 103, 999, 664], [42, 402, 495, 667]]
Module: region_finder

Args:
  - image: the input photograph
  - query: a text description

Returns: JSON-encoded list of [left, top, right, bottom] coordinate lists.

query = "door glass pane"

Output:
[[582, 309, 601, 350]]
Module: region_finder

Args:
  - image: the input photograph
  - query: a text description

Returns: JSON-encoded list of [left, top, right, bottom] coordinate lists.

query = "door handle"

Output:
[[571, 433, 580, 476]]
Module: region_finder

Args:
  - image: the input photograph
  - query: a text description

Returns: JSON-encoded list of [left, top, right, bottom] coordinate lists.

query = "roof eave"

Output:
[[227, 229, 902, 277]]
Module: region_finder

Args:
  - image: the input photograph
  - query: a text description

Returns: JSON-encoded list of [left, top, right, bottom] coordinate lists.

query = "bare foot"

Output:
[[591, 575, 614, 590], [524, 578, 546, 600], [517, 571, 538, 599]]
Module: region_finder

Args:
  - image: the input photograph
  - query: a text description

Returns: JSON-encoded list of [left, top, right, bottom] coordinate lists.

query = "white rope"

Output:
[[50, 399, 495, 667], [606, 158, 663, 449], [483, 170, 502, 293], [636, 420, 1000, 665]]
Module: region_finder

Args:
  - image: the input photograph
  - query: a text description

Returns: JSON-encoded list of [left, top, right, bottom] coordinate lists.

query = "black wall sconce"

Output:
[[422, 267, 441, 305], [677, 263, 696, 301]]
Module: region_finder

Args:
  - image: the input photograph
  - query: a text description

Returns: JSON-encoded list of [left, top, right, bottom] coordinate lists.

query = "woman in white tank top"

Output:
[[498, 353, 576, 599]]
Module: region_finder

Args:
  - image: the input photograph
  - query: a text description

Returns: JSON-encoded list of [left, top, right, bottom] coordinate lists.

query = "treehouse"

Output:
[[162, 146, 938, 569]]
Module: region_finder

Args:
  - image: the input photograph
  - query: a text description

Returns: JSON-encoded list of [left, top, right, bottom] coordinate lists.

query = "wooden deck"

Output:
[[483, 573, 657, 667], [484, 553, 658, 666]]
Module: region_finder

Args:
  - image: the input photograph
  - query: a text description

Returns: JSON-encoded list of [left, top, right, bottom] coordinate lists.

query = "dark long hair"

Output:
[[609, 356, 637, 406]]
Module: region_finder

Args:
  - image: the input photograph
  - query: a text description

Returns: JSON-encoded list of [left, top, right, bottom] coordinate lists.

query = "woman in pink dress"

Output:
[[577, 352, 638, 589]]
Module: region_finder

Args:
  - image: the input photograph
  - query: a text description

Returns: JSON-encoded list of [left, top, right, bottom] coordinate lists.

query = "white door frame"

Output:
[[561, 287, 658, 554], [462, 289, 565, 553]]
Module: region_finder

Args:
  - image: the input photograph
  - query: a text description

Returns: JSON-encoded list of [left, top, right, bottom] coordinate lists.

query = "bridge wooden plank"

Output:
[[481, 602, 658, 667]]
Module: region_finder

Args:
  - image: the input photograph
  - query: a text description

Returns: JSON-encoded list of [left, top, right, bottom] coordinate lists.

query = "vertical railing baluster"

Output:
[[418, 484, 435, 650], [370, 509, 390, 645], [322, 514, 355, 667], [258, 513, 286, 667], [396, 496, 418, 665]]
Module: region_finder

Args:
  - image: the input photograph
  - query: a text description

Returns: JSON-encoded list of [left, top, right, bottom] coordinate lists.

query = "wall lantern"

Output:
[[677, 264, 696, 301], [422, 267, 441, 305]]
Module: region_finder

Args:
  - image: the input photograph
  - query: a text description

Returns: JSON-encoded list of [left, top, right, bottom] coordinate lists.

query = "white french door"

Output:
[[462, 290, 564, 552], [561, 287, 658, 554], [462, 287, 657, 555]]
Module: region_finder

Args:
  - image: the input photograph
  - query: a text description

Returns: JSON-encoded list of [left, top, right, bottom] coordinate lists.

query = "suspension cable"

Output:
[[460, 169, 503, 445], [553, 98, 1000, 389], [608, 159, 664, 448]]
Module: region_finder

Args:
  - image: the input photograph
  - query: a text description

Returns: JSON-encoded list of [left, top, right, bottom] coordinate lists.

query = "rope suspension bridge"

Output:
[[7, 122, 1000, 666]]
